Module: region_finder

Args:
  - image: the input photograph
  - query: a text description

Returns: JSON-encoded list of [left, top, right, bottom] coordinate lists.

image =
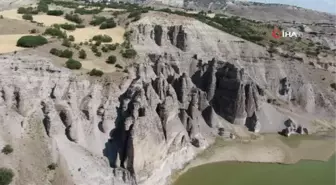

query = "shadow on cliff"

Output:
[[102, 92, 130, 170]]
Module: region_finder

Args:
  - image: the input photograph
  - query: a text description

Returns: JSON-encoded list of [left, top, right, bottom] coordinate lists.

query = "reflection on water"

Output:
[[174, 133, 336, 185]]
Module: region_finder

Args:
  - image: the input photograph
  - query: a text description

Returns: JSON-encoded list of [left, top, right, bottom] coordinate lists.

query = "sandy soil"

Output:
[[33, 15, 71, 26], [70, 26, 125, 44], [0, 18, 40, 34], [0, 8, 71, 26], [0, 34, 30, 53], [0, 9, 24, 20], [80, 59, 116, 73]]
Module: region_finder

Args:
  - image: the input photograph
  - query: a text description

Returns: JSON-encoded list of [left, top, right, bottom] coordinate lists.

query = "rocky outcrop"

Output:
[[167, 25, 187, 51], [280, 119, 309, 137]]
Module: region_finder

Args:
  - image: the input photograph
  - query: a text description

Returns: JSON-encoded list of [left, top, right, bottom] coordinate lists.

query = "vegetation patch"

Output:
[[78, 49, 87, 59], [89, 68, 104, 76], [66, 58, 82, 70], [0, 168, 14, 185], [17, 7, 38, 14], [65, 13, 83, 24], [47, 163, 57, 170], [1, 145, 13, 155], [99, 18, 116, 29], [59, 23, 76, 31], [121, 48, 137, 58], [22, 14, 33, 21], [92, 34, 112, 42], [90, 16, 107, 26], [17, 35, 48, 48], [47, 10, 64, 16], [50, 48, 73, 58], [44, 27, 67, 38], [106, 55, 117, 64]]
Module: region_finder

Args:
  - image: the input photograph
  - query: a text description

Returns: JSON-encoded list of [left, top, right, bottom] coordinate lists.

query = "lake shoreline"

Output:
[[170, 131, 336, 185]]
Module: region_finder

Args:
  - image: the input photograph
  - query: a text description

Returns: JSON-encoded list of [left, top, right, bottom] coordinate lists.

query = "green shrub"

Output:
[[75, 24, 85, 28], [22, 14, 33, 21], [101, 46, 108, 52], [47, 10, 64, 16], [0, 168, 14, 185], [106, 55, 116, 64], [0, 15, 3, 19], [95, 51, 102, 57], [48, 163, 57, 170], [66, 59, 82, 70], [17, 7, 38, 14], [65, 13, 83, 24], [92, 34, 112, 42], [95, 40, 101, 46], [99, 18, 116, 29], [106, 44, 118, 51], [115, 64, 123, 69], [37, 2, 48, 12], [91, 45, 98, 53], [62, 39, 71, 47], [79, 49, 87, 59], [17, 35, 48, 48], [44, 27, 66, 38], [60, 23, 76, 31], [1, 145, 13, 155], [60, 49, 73, 58], [89, 68, 104, 76], [29, 28, 38, 34], [68, 35, 75, 42], [50, 48, 73, 58], [121, 49, 137, 58], [331, 83, 336, 90], [50, 48, 62, 56], [90, 16, 106, 26]]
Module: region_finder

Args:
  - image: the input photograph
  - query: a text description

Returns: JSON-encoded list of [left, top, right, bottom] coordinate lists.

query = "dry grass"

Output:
[[0, 34, 31, 53], [70, 26, 125, 44]]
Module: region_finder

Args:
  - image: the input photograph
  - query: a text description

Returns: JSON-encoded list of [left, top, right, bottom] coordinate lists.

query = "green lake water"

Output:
[[174, 134, 336, 185]]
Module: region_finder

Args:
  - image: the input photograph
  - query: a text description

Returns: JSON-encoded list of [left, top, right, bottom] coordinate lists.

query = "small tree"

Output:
[[68, 35, 75, 42], [1, 145, 13, 155], [91, 45, 98, 53], [66, 59, 82, 70], [121, 49, 137, 58], [89, 68, 104, 76], [0, 168, 14, 185], [59, 49, 73, 58], [22, 14, 33, 21], [79, 49, 87, 59], [101, 46, 108, 52], [106, 55, 116, 64]]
